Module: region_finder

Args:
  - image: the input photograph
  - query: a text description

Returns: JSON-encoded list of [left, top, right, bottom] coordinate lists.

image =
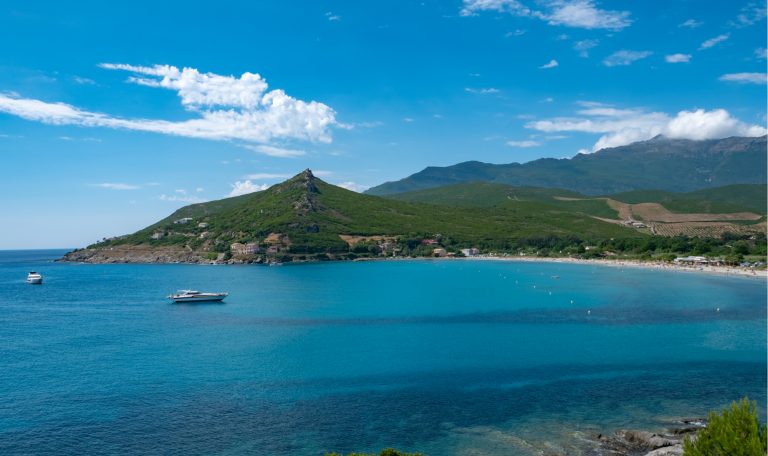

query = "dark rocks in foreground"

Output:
[[591, 419, 705, 456]]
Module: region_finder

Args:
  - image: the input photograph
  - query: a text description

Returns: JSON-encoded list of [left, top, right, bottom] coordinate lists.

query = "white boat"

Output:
[[167, 290, 228, 303], [27, 272, 43, 284]]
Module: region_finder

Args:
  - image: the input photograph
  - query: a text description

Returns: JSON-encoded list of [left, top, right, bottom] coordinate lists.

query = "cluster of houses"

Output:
[[674, 256, 766, 268], [230, 242, 281, 255], [622, 220, 647, 228], [673, 256, 723, 266]]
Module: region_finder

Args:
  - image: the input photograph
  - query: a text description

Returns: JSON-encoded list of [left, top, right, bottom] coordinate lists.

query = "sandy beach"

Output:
[[458, 255, 768, 279]]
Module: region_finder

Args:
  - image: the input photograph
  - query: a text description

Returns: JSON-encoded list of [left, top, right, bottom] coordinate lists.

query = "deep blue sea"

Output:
[[1, 250, 765, 455]]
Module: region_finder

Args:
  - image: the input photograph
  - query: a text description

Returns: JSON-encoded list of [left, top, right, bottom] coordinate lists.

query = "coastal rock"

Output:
[[616, 430, 680, 449], [643, 445, 683, 456], [59, 245, 211, 264], [591, 424, 698, 456]]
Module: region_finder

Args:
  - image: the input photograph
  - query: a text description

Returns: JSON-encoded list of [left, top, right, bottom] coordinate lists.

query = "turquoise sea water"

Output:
[[0, 250, 765, 455]]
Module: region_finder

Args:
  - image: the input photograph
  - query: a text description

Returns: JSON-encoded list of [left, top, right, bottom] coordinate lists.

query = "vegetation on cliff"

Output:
[[683, 397, 767, 456]]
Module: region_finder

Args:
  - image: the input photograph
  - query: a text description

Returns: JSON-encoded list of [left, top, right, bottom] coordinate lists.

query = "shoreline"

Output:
[[58, 247, 767, 279], [452, 255, 768, 279]]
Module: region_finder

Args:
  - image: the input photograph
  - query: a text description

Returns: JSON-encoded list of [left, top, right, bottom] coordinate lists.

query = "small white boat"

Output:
[[167, 290, 228, 303], [27, 272, 43, 284]]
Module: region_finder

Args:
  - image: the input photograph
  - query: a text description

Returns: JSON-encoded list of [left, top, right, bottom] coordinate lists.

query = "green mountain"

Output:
[[387, 182, 620, 219], [365, 136, 767, 196], [64, 170, 642, 263], [388, 182, 766, 216]]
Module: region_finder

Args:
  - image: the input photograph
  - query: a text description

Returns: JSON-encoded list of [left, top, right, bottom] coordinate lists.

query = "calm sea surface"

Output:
[[1, 250, 765, 455]]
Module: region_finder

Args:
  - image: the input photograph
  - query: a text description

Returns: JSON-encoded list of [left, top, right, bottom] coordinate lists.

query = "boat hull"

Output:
[[27, 277, 43, 284], [169, 294, 227, 303]]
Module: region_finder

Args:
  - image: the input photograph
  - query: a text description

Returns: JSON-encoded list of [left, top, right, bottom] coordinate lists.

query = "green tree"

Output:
[[326, 449, 422, 456], [683, 397, 767, 456]]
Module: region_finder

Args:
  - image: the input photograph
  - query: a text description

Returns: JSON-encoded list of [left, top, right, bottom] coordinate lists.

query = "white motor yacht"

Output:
[[27, 272, 43, 284], [167, 290, 228, 303]]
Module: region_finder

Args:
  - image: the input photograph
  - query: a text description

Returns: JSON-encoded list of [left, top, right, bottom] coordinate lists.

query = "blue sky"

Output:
[[0, 0, 766, 248]]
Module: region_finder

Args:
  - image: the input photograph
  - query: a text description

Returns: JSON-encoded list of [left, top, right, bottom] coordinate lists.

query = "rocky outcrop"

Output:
[[60, 245, 211, 264], [592, 420, 704, 456]]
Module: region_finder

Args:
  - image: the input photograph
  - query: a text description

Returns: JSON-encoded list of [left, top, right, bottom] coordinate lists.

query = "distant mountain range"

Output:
[[365, 136, 767, 196], [62, 168, 765, 264], [62, 170, 641, 263]]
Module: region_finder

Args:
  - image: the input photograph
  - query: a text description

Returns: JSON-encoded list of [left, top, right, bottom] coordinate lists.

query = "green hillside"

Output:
[[389, 182, 766, 222], [608, 184, 767, 214], [388, 182, 620, 219], [93, 170, 640, 256]]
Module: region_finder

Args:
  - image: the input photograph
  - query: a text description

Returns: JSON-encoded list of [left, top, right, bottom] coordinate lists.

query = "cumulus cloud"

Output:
[[0, 64, 338, 153], [665, 53, 692, 63], [90, 183, 140, 190], [506, 140, 541, 147], [539, 59, 559, 69], [526, 104, 767, 151], [228, 180, 269, 197], [699, 34, 729, 50], [603, 50, 652, 67], [719, 72, 767, 84], [544, 0, 630, 30], [460, 0, 631, 30], [460, 0, 532, 17]]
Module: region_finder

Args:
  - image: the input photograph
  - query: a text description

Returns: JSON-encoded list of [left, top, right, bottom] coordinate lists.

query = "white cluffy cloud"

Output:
[[719, 73, 767, 84], [700, 34, 729, 50], [526, 102, 767, 152], [665, 53, 692, 63], [603, 50, 652, 67], [228, 180, 269, 197], [0, 64, 338, 151], [460, 0, 631, 30], [544, 0, 630, 29], [539, 59, 559, 69]]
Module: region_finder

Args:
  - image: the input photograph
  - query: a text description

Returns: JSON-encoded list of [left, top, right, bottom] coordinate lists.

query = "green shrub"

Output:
[[683, 397, 767, 456], [325, 449, 422, 456]]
